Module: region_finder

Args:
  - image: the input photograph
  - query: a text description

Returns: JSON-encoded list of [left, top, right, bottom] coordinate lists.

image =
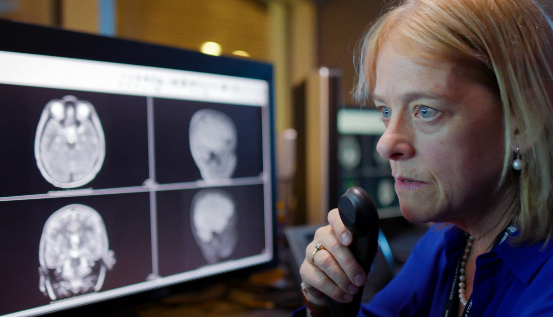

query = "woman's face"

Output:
[[373, 43, 506, 226]]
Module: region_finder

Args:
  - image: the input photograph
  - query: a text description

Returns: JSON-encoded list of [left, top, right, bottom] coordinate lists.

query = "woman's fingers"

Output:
[[300, 262, 338, 306], [327, 209, 367, 287], [299, 243, 356, 304], [299, 219, 367, 303], [328, 208, 353, 246]]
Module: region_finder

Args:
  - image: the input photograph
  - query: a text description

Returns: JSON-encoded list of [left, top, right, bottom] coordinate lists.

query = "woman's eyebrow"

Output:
[[372, 91, 448, 105]]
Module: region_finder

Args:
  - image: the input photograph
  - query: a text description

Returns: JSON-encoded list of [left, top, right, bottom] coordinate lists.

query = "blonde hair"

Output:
[[355, 0, 553, 243]]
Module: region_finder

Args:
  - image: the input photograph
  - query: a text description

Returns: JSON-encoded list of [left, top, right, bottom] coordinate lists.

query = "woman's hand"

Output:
[[299, 208, 368, 306]]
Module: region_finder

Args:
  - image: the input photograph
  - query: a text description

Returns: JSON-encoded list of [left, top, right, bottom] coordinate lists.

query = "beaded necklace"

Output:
[[442, 224, 516, 317], [458, 235, 474, 307]]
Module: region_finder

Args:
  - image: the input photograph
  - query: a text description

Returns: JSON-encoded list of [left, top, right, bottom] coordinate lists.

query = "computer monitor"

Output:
[[0, 19, 276, 316], [336, 107, 400, 219]]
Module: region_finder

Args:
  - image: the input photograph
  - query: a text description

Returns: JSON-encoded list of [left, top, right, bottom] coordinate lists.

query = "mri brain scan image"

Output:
[[38, 204, 116, 301], [338, 136, 362, 171], [377, 178, 396, 207], [190, 189, 238, 264], [35, 95, 106, 188], [189, 109, 237, 181]]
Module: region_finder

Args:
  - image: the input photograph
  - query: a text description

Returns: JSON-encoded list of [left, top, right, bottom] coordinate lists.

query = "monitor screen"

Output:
[[0, 20, 275, 317], [337, 108, 400, 218]]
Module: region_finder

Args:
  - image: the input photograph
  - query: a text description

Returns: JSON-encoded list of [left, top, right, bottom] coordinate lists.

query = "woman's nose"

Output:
[[376, 117, 415, 161]]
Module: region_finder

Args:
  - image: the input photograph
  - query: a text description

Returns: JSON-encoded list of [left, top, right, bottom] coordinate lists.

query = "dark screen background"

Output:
[[0, 193, 152, 316], [0, 84, 149, 197], [153, 98, 263, 184], [156, 184, 266, 276]]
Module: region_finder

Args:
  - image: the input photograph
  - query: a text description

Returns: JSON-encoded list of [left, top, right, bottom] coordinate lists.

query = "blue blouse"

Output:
[[293, 224, 553, 316]]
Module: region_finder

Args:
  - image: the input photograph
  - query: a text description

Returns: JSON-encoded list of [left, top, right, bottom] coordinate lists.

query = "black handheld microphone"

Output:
[[325, 186, 380, 317]]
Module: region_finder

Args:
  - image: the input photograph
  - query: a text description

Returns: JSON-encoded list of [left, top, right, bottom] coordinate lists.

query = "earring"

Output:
[[512, 148, 522, 171]]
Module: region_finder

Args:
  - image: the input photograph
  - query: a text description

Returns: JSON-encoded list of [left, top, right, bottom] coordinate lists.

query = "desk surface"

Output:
[[133, 268, 301, 317]]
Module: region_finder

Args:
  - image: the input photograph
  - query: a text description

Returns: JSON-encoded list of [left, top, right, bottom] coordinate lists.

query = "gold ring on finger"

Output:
[[311, 243, 326, 265], [301, 282, 307, 293]]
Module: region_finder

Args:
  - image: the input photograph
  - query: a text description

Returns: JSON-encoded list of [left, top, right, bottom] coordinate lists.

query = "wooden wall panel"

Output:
[[318, 0, 387, 105], [0, 0, 56, 26], [117, 0, 269, 61], [62, 0, 98, 33]]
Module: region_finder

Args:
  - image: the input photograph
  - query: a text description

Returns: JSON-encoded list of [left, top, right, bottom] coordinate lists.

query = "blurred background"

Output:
[[0, 0, 387, 132]]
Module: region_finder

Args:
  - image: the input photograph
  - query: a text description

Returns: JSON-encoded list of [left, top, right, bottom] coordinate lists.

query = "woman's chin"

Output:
[[399, 205, 434, 224]]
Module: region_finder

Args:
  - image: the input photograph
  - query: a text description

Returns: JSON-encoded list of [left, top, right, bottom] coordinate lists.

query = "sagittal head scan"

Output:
[[38, 204, 116, 301], [189, 109, 237, 180], [191, 189, 238, 264], [35, 95, 106, 188]]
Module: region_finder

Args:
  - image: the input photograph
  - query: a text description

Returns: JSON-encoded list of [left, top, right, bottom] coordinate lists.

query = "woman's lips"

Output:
[[394, 176, 427, 191]]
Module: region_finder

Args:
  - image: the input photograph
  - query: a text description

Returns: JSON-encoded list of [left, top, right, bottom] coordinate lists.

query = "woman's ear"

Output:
[[511, 124, 521, 152], [510, 113, 522, 152], [510, 114, 544, 153]]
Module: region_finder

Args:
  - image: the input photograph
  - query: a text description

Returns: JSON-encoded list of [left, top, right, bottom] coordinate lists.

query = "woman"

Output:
[[297, 0, 553, 316]]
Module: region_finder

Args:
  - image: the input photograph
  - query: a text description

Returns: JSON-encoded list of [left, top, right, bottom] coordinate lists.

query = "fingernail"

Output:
[[342, 293, 353, 302], [354, 274, 366, 286], [341, 232, 352, 245], [348, 284, 359, 294]]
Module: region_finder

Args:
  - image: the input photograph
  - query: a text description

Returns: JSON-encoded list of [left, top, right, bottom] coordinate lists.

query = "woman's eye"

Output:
[[417, 106, 439, 119], [380, 107, 391, 119]]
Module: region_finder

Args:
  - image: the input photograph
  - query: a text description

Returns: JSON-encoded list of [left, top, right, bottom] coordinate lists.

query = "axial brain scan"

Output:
[[38, 204, 116, 301], [190, 189, 238, 264], [35, 95, 106, 188], [189, 109, 237, 180]]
